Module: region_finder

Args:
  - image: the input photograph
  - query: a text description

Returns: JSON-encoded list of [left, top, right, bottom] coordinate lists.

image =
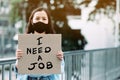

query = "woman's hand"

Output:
[[56, 51, 64, 60], [15, 49, 23, 68], [16, 49, 23, 59]]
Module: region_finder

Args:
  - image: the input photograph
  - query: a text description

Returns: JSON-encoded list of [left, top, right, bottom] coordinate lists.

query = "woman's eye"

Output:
[[43, 18, 46, 20], [36, 17, 40, 20]]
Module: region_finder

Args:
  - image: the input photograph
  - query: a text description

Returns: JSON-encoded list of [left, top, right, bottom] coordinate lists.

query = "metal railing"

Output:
[[64, 47, 120, 80], [0, 58, 16, 80], [0, 47, 120, 80]]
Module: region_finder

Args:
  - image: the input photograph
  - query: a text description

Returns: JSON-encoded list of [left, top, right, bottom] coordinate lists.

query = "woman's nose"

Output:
[[38, 19, 43, 22]]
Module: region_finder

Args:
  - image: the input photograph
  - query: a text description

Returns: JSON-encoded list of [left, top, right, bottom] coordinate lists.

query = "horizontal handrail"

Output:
[[0, 57, 16, 65]]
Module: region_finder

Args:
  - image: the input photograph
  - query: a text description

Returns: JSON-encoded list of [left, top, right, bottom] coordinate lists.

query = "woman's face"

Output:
[[32, 10, 48, 24]]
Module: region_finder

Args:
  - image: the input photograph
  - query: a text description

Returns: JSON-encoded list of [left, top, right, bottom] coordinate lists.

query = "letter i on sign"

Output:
[[37, 37, 43, 45]]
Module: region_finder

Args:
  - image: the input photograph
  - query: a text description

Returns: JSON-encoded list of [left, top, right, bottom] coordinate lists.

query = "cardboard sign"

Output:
[[18, 34, 61, 74]]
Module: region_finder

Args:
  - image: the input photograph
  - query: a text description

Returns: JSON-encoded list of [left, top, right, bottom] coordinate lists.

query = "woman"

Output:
[[15, 7, 64, 80]]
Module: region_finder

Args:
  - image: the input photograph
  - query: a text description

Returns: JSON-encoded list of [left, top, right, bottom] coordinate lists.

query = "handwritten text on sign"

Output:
[[18, 34, 61, 74]]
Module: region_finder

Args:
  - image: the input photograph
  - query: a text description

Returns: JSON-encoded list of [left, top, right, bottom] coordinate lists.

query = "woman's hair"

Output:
[[26, 7, 55, 34]]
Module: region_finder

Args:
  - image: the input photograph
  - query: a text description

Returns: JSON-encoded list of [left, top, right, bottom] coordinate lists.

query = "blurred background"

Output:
[[0, 0, 119, 58]]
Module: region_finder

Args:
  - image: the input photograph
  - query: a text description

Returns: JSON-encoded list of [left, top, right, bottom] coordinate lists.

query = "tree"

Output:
[[9, 0, 23, 26]]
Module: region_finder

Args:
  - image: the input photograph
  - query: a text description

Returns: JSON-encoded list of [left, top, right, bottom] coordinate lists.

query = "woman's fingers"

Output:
[[56, 51, 63, 60], [16, 49, 23, 59]]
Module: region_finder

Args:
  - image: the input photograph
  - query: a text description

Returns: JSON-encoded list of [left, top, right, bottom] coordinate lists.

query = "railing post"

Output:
[[104, 49, 107, 80], [2, 64, 5, 80], [89, 52, 93, 80], [9, 64, 12, 80]]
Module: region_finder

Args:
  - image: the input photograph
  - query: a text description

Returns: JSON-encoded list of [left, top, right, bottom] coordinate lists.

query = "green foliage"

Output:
[[11, 0, 23, 3], [9, 0, 23, 24]]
